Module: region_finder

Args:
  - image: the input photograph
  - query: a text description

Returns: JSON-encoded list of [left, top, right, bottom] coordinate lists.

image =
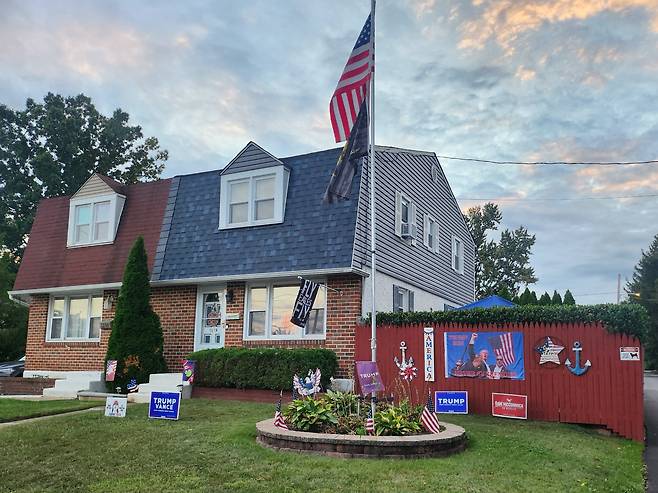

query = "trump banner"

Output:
[[355, 361, 384, 394], [444, 331, 525, 380]]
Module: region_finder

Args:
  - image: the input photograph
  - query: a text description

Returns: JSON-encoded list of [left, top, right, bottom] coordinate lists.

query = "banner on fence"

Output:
[[444, 331, 525, 380], [423, 327, 435, 382]]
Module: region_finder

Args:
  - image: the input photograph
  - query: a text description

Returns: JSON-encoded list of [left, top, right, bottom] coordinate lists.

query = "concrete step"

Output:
[[147, 373, 185, 386], [42, 387, 80, 399]]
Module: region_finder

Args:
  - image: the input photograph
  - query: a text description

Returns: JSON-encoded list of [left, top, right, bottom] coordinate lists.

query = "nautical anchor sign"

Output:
[[394, 341, 418, 381], [564, 341, 591, 376]]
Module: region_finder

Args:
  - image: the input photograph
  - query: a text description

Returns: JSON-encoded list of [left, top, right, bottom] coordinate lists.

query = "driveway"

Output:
[[646, 372, 658, 492]]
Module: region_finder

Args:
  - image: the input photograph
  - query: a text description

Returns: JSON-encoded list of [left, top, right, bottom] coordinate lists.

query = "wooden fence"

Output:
[[354, 322, 644, 441]]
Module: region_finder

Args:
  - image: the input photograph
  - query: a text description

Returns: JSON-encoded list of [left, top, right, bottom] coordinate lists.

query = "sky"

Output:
[[2, 0, 657, 304]]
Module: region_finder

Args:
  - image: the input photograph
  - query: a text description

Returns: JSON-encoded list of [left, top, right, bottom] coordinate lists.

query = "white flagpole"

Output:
[[369, 0, 377, 410]]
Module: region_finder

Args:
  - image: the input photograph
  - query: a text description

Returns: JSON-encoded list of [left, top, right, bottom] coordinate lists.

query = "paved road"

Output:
[[646, 372, 658, 493]]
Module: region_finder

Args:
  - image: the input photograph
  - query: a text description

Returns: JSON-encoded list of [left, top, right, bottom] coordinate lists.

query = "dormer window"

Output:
[[67, 174, 125, 248], [219, 142, 289, 230]]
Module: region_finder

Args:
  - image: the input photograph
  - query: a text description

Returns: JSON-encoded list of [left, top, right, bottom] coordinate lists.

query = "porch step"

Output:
[[42, 373, 105, 399], [131, 373, 192, 403]]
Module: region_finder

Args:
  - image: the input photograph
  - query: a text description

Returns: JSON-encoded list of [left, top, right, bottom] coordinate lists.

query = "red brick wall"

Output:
[[24, 274, 363, 378], [0, 377, 56, 395]]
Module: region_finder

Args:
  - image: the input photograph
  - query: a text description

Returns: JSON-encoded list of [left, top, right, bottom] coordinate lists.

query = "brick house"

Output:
[[10, 142, 475, 384]]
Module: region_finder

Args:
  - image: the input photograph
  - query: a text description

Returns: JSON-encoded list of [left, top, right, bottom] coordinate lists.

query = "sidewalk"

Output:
[[646, 372, 658, 493]]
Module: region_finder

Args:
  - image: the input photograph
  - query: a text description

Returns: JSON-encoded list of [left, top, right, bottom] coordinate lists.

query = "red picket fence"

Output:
[[354, 322, 645, 441]]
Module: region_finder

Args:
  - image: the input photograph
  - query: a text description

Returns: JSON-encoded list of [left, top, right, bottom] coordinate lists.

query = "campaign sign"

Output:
[[104, 395, 127, 418], [492, 393, 527, 420], [444, 331, 525, 380], [435, 391, 468, 414], [355, 361, 385, 393], [148, 391, 181, 420]]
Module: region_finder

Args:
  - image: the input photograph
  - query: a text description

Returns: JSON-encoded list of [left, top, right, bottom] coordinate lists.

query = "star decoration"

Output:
[[536, 337, 564, 365]]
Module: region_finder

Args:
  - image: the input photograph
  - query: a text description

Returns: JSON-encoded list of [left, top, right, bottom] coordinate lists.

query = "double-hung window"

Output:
[[423, 214, 439, 253], [452, 236, 464, 274], [69, 196, 117, 247], [48, 295, 103, 341], [245, 282, 326, 339], [395, 191, 417, 240], [393, 285, 414, 313]]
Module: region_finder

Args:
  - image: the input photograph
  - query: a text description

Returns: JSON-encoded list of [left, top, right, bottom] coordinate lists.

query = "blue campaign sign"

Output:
[[148, 391, 181, 420], [435, 391, 469, 414]]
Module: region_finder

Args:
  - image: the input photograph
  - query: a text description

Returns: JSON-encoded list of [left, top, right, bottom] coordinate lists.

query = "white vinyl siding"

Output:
[[47, 295, 103, 341]]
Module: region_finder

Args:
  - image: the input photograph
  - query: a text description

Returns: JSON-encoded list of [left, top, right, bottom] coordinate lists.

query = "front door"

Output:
[[197, 289, 226, 350]]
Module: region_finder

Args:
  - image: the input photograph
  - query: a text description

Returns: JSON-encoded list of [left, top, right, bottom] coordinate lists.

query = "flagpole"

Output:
[[369, 0, 377, 412]]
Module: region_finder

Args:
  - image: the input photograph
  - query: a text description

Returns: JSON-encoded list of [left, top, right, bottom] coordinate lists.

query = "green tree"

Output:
[[518, 287, 532, 305], [539, 292, 552, 305], [563, 290, 576, 305], [529, 291, 538, 305], [496, 285, 512, 301], [464, 203, 537, 298], [627, 234, 658, 369], [551, 290, 563, 305], [0, 255, 28, 361], [0, 93, 167, 263], [105, 237, 167, 391]]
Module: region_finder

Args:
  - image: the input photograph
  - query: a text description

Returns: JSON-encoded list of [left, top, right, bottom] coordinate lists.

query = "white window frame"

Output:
[[393, 285, 415, 313], [394, 191, 417, 242], [67, 193, 122, 247], [452, 235, 464, 274], [46, 294, 103, 342], [243, 280, 327, 340], [423, 213, 440, 254], [219, 167, 289, 229]]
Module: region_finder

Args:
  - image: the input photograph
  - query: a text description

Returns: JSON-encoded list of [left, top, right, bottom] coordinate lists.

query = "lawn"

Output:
[[0, 399, 645, 493], [0, 398, 99, 423]]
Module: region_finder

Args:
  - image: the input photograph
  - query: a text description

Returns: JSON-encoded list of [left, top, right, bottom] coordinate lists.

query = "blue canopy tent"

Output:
[[457, 295, 516, 310]]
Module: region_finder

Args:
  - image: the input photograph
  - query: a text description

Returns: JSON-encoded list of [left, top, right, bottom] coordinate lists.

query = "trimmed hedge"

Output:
[[187, 347, 339, 390], [370, 304, 650, 342]]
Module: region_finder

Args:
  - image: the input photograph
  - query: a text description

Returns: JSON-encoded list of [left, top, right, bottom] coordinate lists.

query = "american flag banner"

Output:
[[330, 14, 372, 143], [488, 332, 516, 367], [365, 406, 375, 435], [273, 392, 288, 430], [420, 392, 442, 434]]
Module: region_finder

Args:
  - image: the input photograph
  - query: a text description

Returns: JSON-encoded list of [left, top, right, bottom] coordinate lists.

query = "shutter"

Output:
[[451, 237, 457, 270], [395, 191, 402, 237], [392, 285, 399, 312], [408, 290, 415, 312], [434, 221, 440, 253], [410, 202, 417, 239], [423, 214, 429, 247]]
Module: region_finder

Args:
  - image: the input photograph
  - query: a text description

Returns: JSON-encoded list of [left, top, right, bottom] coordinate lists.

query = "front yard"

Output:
[[0, 398, 645, 492], [0, 398, 99, 423]]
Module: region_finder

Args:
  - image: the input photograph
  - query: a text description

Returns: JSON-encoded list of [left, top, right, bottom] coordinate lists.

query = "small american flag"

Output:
[[365, 406, 375, 435], [274, 392, 288, 430], [488, 332, 516, 367], [330, 14, 372, 143], [420, 392, 441, 434]]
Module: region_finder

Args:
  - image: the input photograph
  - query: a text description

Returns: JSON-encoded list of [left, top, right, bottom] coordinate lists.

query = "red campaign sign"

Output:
[[491, 393, 527, 420]]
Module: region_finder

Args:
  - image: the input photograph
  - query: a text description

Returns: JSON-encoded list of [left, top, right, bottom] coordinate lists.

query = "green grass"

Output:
[[0, 399, 645, 493], [0, 399, 99, 422]]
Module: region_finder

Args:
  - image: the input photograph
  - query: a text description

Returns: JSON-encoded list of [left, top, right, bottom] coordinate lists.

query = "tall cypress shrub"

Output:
[[551, 290, 563, 305], [563, 290, 576, 305], [539, 292, 552, 305], [105, 237, 167, 391]]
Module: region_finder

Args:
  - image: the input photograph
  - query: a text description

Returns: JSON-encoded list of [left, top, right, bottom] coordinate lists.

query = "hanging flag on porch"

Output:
[[290, 278, 320, 327], [420, 392, 442, 434], [105, 360, 117, 382], [273, 391, 288, 430]]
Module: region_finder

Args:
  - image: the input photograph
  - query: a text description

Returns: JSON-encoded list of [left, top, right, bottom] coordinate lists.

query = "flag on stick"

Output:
[[420, 392, 442, 434], [330, 14, 372, 143], [365, 406, 375, 435], [274, 391, 288, 430]]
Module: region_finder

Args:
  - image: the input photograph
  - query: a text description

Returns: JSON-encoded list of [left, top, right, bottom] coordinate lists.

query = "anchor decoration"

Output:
[[564, 341, 591, 376], [394, 341, 418, 381]]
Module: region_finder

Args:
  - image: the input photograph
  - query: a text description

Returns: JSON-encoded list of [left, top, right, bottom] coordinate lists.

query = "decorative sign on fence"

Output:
[[355, 361, 384, 393], [148, 391, 181, 420], [105, 360, 117, 382], [444, 331, 525, 380], [423, 327, 435, 382], [492, 393, 527, 420], [534, 337, 564, 366], [620, 347, 640, 361], [394, 342, 418, 381], [565, 341, 591, 376], [104, 395, 127, 418], [435, 390, 468, 414]]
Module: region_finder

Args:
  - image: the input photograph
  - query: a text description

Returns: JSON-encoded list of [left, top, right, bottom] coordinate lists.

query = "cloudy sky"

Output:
[[2, 0, 657, 303]]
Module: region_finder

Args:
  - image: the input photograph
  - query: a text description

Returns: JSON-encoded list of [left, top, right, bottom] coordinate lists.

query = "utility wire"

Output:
[[456, 193, 658, 202], [437, 155, 658, 166]]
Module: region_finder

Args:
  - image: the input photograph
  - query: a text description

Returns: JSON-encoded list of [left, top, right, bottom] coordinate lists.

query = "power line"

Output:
[[437, 155, 658, 166], [456, 193, 658, 202]]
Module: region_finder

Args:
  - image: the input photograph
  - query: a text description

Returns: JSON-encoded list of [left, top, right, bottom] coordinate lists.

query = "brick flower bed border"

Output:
[[256, 419, 467, 459]]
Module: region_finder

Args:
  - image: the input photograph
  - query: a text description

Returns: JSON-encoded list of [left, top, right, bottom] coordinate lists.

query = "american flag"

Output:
[[420, 392, 441, 434], [488, 332, 516, 367], [126, 378, 139, 393], [330, 14, 372, 143], [365, 406, 375, 435], [273, 392, 288, 430]]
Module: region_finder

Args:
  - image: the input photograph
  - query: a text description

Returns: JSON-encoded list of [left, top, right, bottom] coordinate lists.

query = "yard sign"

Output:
[[148, 391, 181, 420]]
